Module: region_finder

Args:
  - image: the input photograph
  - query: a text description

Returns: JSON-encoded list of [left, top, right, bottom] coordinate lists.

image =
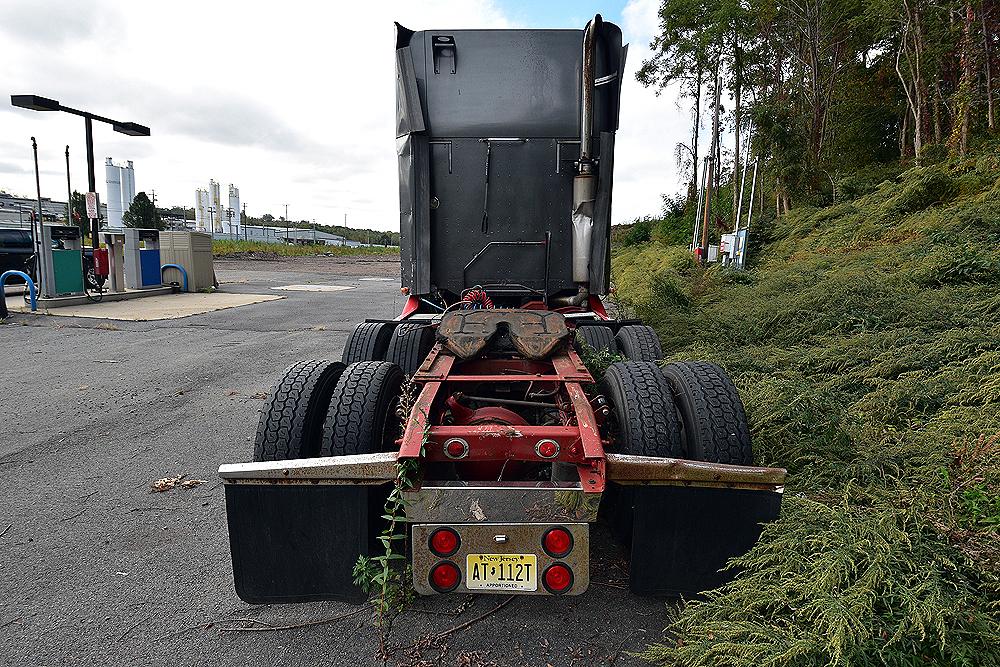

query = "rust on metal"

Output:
[[398, 381, 441, 458], [218, 452, 397, 485], [436, 309, 570, 360], [404, 482, 601, 523], [413, 345, 455, 381], [564, 382, 602, 459], [605, 453, 786, 490]]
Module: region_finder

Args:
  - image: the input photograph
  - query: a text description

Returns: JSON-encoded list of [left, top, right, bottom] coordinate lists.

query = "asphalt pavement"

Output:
[[0, 256, 668, 667]]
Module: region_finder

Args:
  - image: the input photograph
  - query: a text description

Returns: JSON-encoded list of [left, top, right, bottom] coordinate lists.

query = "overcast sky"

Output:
[[0, 0, 687, 231]]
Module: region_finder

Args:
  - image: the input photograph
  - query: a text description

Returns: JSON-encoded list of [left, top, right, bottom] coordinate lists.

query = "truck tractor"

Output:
[[219, 16, 784, 601]]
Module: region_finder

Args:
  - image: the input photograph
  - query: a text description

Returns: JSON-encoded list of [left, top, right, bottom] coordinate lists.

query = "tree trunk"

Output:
[[691, 67, 702, 203], [933, 81, 943, 144], [732, 44, 743, 218], [950, 2, 976, 156], [982, 4, 995, 131]]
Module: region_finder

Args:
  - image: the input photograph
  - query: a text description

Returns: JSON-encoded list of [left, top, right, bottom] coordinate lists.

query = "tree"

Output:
[[122, 192, 164, 230], [70, 191, 88, 235], [261, 213, 275, 223]]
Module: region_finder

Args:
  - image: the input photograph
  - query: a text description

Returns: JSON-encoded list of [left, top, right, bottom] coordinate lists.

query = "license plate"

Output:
[[466, 554, 537, 591]]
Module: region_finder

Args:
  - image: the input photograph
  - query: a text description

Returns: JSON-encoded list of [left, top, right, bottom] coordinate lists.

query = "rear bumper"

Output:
[[219, 454, 785, 601]]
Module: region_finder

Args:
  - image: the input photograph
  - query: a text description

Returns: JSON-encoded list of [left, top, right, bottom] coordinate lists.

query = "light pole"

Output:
[[31, 137, 48, 296], [284, 203, 289, 244], [10, 95, 149, 252], [65, 145, 72, 225]]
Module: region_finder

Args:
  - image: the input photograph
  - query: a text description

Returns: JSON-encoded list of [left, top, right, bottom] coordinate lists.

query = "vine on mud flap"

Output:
[[353, 377, 425, 626]]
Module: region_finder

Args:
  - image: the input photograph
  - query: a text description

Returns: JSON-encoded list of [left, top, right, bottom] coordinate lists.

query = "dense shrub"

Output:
[[613, 150, 1000, 666]]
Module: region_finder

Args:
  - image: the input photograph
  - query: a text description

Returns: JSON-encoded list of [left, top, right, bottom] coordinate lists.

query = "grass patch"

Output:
[[612, 151, 1000, 666], [212, 239, 398, 258]]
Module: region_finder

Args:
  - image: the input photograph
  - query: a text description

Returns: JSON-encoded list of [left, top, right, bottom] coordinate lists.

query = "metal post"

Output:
[[65, 145, 72, 225], [734, 127, 753, 232], [284, 203, 289, 243], [700, 157, 714, 263], [741, 159, 760, 269], [85, 115, 99, 250], [692, 158, 707, 251], [31, 137, 49, 297]]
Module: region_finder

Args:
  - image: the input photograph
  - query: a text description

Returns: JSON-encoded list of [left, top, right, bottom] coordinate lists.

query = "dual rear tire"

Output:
[[573, 323, 663, 363], [601, 359, 752, 465]]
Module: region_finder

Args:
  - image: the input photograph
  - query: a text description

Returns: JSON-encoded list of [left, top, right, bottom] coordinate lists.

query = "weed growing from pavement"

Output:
[[353, 379, 426, 653]]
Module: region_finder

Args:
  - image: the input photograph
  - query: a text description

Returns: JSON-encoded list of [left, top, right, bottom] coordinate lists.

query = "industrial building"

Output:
[[104, 158, 136, 229], [0, 191, 106, 228]]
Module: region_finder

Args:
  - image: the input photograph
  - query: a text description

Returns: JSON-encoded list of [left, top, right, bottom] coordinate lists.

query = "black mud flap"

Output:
[[626, 485, 782, 596], [224, 483, 387, 604]]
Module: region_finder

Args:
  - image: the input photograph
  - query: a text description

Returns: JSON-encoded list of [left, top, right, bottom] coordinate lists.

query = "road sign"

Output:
[[85, 192, 99, 219]]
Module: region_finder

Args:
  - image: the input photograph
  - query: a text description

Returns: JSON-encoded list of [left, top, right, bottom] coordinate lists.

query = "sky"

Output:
[[0, 0, 688, 231]]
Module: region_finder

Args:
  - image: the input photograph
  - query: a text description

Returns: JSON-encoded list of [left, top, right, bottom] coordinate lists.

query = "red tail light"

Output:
[[443, 438, 469, 459], [429, 561, 461, 592], [429, 527, 461, 557], [543, 563, 573, 594], [542, 527, 573, 558], [535, 439, 559, 459]]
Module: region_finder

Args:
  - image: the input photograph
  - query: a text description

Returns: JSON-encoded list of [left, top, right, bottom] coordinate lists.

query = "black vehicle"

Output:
[[0, 229, 33, 283]]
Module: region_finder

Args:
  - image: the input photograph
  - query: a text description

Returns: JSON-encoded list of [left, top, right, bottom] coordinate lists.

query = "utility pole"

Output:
[[284, 203, 289, 244], [242, 202, 247, 241]]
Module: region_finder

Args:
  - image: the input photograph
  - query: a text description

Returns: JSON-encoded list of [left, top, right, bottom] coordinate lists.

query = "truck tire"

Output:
[[253, 360, 346, 462], [574, 325, 617, 355], [662, 361, 752, 465], [615, 325, 663, 362], [341, 322, 394, 365], [322, 361, 404, 457], [602, 361, 683, 458], [385, 323, 435, 376]]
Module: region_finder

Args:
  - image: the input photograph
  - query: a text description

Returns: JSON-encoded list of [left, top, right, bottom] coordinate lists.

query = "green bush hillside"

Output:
[[612, 148, 1000, 666]]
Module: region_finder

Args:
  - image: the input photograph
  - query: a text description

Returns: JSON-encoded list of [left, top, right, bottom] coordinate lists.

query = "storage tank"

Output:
[[209, 180, 222, 233], [105, 158, 137, 228], [105, 158, 123, 228], [227, 184, 240, 234], [122, 161, 136, 212], [194, 188, 208, 231]]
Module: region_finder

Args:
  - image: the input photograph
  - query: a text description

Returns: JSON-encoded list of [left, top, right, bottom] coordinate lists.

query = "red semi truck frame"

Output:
[[219, 305, 785, 600]]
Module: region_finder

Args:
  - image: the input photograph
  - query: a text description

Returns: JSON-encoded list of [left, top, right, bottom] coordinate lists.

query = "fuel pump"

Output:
[[124, 228, 161, 290], [40, 224, 85, 297]]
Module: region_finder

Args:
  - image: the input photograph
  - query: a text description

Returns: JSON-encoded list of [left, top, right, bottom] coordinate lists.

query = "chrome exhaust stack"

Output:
[[569, 14, 602, 304]]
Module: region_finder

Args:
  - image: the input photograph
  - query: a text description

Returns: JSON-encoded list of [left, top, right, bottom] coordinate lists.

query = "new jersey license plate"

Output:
[[466, 554, 537, 591]]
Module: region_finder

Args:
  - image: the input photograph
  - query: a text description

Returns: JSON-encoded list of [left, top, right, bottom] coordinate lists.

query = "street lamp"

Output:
[[10, 94, 150, 252]]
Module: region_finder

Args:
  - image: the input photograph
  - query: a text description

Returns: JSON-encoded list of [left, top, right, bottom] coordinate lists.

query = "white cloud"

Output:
[[614, 0, 691, 222], [0, 0, 685, 229]]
